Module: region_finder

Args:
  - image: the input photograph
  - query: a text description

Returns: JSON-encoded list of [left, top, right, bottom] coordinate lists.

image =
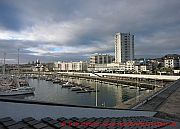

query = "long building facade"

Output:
[[88, 54, 114, 71], [53, 61, 88, 72], [115, 32, 134, 63], [90, 54, 114, 64]]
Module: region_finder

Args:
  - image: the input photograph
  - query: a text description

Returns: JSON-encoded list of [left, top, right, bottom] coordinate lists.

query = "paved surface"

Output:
[[158, 82, 180, 116], [57, 72, 180, 81], [1, 97, 180, 128], [133, 79, 180, 119], [0, 116, 178, 129]]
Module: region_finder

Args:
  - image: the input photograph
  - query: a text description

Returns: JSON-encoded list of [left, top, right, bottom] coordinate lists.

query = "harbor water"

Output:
[[7, 78, 155, 108]]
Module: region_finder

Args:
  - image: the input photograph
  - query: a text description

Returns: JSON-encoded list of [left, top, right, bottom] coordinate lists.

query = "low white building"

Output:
[[164, 58, 179, 68], [125, 61, 135, 71], [140, 65, 152, 72], [174, 70, 180, 74], [32, 65, 49, 72], [90, 64, 108, 72], [134, 65, 152, 73], [53, 61, 88, 71], [87, 63, 126, 72], [108, 63, 125, 71], [164, 54, 180, 68]]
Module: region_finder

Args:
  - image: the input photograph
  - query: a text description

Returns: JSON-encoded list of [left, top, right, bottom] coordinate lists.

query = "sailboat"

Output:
[[0, 49, 35, 96]]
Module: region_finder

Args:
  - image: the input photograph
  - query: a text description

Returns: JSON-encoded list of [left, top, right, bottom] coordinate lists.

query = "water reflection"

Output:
[[19, 77, 151, 108]]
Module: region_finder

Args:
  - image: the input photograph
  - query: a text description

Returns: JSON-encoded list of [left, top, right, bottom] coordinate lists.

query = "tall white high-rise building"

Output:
[[115, 32, 134, 63]]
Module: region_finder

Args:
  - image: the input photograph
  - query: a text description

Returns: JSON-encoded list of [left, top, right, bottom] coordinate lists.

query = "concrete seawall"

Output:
[[57, 72, 175, 90]]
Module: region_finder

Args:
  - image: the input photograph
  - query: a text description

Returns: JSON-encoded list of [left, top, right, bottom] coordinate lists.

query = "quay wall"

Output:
[[58, 73, 167, 90], [57, 72, 180, 81]]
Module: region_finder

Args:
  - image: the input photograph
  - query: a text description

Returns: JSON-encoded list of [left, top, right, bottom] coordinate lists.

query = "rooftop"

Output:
[[0, 97, 180, 129]]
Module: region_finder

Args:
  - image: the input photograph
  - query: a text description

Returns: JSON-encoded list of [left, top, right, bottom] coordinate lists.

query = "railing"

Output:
[[131, 79, 180, 110]]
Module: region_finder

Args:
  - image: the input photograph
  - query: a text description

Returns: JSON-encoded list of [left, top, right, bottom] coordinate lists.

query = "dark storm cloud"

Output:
[[0, 0, 180, 63], [0, 0, 24, 31]]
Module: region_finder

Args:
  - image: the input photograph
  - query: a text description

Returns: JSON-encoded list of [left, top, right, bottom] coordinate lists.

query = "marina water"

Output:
[[7, 78, 152, 108]]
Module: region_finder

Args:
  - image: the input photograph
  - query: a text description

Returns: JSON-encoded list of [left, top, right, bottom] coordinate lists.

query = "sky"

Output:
[[0, 0, 180, 64]]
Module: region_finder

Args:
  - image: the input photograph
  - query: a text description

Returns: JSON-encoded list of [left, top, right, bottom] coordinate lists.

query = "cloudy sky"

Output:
[[0, 0, 180, 64]]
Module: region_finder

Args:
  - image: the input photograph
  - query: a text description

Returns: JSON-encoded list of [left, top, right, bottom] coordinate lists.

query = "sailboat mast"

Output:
[[3, 52, 6, 75], [18, 49, 20, 75]]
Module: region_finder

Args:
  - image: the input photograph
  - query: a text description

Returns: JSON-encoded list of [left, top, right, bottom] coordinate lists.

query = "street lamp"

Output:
[[95, 76, 98, 106], [92, 72, 101, 107]]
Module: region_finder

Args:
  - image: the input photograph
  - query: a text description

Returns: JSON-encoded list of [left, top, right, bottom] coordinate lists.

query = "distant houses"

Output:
[[1, 54, 180, 75]]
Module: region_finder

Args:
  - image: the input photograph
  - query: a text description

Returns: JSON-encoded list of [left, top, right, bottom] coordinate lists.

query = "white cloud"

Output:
[[0, 0, 180, 62], [0, 18, 93, 44]]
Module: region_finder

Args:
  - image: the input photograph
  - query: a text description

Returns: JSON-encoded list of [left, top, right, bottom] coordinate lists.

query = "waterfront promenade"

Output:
[[57, 72, 180, 81], [158, 82, 180, 116], [22, 71, 180, 81], [131, 79, 180, 120]]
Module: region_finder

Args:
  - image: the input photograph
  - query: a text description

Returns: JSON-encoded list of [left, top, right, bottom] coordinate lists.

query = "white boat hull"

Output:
[[0, 75, 35, 96], [0, 90, 34, 96]]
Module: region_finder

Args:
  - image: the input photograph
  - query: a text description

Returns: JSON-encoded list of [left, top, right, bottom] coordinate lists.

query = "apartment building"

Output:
[[90, 53, 114, 64], [164, 54, 180, 68], [53, 61, 88, 71], [115, 32, 134, 63]]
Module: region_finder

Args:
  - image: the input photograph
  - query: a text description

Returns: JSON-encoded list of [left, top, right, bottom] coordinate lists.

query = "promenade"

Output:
[[132, 79, 180, 120], [158, 83, 180, 116], [22, 72, 180, 81]]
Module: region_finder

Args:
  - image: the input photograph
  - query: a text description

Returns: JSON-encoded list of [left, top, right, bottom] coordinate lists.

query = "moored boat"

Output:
[[61, 82, 74, 88], [0, 75, 35, 96], [52, 79, 61, 83], [0, 87, 35, 96], [71, 86, 83, 91]]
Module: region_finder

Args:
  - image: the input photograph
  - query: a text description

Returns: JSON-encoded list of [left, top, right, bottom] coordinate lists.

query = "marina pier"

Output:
[[22, 72, 179, 90], [58, 73, 173, 90]]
